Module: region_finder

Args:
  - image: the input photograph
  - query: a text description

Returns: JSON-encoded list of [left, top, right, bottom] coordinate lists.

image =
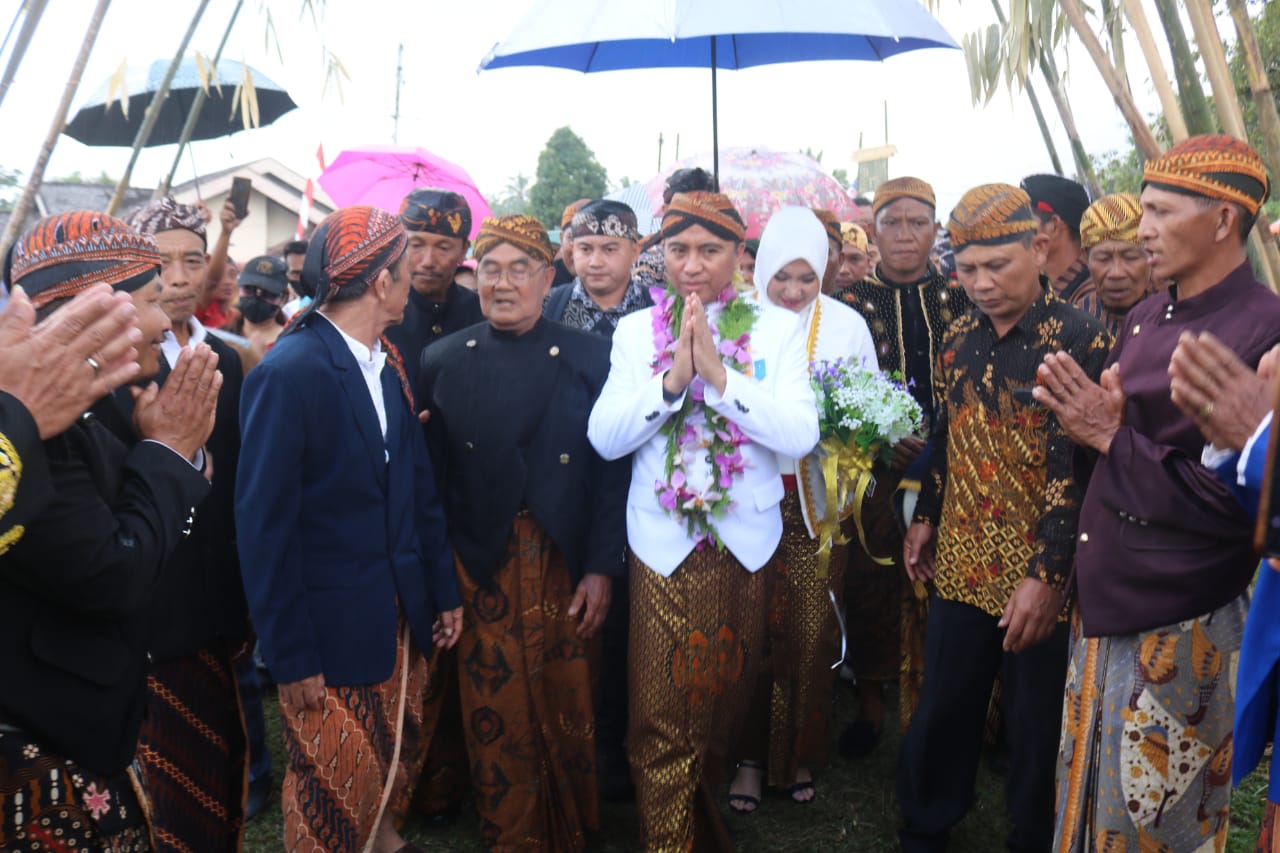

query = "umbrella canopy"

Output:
[[644, 147, 855, 240], [479, 0, 958, 181], [65, 57, 296, 148], [317, 145, 493, 240]]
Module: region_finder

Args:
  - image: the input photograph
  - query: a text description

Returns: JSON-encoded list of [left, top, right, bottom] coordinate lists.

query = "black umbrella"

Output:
[[64, 57, 296, 147]]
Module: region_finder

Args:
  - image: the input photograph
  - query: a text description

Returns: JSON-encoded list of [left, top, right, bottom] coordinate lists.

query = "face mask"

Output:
[[238, 295, 280, 324]]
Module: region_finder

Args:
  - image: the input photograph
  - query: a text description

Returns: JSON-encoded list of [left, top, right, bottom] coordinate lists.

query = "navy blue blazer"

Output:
[[235, 315, 459, 687]]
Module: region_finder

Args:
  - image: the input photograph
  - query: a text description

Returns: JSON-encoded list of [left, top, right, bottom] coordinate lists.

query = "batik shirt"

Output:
[[914, 291, 1111, 617], [560, 279, 653, 337], [1053, 251, 1103, 324]]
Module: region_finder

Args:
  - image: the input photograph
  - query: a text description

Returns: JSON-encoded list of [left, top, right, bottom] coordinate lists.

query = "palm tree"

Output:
[[0, 0, 112, 261]]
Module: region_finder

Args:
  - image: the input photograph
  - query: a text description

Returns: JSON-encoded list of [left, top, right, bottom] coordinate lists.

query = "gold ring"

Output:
[[1200, 400, 1214, 420]]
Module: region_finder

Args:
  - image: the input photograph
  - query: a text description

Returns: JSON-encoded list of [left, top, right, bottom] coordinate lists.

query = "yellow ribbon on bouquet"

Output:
[[815, 436, 893, 579]]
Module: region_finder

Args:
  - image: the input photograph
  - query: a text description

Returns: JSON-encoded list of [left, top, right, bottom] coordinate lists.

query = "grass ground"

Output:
[[243, 684, 1270, 852]]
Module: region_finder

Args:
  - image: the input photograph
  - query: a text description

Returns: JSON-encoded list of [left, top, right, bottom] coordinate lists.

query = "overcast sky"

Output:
[[0, 0, 1216, 219]]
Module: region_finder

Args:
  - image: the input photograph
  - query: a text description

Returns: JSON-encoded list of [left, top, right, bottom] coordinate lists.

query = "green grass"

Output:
[[243, 685, 1270, 852]]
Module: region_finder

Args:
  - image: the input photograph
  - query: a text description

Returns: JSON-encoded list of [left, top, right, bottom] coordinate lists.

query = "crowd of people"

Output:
[[0, 130, 1277, 853]]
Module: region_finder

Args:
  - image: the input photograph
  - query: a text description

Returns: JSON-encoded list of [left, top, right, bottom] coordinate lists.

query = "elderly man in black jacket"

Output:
[[417, 214, 629, 853], [0, 211, 220, 851]]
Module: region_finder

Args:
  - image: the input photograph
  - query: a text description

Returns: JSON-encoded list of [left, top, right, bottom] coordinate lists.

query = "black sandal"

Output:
[[787, 778, 816, 804], [728, 760, 764, 815]]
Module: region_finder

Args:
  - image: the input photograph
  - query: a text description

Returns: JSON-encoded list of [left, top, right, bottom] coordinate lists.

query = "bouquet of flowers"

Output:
[[809, 358, 923, 573]]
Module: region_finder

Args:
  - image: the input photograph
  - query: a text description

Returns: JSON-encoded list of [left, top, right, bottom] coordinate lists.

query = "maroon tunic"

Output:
[[1074, 262, 1280, 637]]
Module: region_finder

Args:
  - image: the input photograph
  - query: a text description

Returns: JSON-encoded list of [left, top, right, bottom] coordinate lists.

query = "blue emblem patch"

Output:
[[753, 359, 766, 379]]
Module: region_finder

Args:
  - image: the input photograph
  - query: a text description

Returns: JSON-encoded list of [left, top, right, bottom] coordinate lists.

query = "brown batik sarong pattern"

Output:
[[1258, 801, 1280, 853], [1054, 596, 1246, 853], [742, 492, 844, 786], [629, 546, 769, 853], [278, 618, 429, 853], [455, 515, 598, 853], [135, 643, 248, 853], [846, 472, 904, 688], [0, 728, 150, 852], [412, 647, 469, 815]]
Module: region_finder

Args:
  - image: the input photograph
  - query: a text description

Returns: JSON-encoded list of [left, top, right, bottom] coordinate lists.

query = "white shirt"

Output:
[[318, 313, 389, 440], [154, 316, 209, 470]]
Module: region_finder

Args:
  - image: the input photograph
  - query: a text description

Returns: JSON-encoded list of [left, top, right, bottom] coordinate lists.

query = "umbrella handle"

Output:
[[189, 144, 202, 202]]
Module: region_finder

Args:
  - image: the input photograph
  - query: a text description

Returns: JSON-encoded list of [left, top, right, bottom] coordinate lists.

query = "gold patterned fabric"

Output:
[[473, 215, 555, 265], [455, 515, 598, 852], [278, 617, 430, 853], [1054, 597, 1246, 852], [661, 191, 746, 243], [1143, 133, 1270, 216], [629, 547, 768, 853], [915, 292, 1111, 618], [872, 177, 937, 216], [840, 222, 868, 251], [1079, 193, 1142, 250], [948, 184, 1039, 251], [740, 491, 844, 786]]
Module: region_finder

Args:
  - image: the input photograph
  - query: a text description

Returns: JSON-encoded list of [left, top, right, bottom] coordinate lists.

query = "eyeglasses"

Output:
[[476, 262, 546, 287]]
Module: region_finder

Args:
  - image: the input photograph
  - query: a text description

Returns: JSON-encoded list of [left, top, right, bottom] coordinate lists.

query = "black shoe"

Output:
[[245, 774, 274, 822], [837, 719, 882, 759]]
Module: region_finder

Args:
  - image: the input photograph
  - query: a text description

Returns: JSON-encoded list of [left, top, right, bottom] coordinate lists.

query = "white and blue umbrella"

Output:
[[480, 0, 959, 183]]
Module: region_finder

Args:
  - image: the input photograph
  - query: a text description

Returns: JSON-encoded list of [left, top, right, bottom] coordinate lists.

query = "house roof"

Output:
[[172, 157, 333, 225], [0, 183, 153, 237]]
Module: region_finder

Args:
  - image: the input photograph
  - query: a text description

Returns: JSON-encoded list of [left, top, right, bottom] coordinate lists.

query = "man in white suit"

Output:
[[588, 191, 818, 853]]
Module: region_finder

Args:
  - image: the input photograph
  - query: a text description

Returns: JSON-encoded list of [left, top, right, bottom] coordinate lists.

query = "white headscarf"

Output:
[[755, 206, 831, 308]]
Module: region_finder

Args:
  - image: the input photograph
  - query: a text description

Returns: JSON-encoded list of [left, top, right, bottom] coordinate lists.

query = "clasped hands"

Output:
[[662, 293, 728, 400]]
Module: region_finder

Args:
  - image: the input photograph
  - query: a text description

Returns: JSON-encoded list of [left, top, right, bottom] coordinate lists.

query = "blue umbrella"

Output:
[[65, 57, 296, 148], [479, 0, 959, 183]]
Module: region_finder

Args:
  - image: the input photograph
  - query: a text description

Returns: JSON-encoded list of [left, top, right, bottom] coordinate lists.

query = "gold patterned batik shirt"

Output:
[[913, 291, 1112, 617]]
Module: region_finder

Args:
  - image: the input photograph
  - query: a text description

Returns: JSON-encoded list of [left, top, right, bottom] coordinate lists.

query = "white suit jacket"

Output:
[[588, 300, 819, 576]]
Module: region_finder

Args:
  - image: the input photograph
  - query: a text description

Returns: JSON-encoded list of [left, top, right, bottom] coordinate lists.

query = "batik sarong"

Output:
[[455, 515, 598, 853], [629, 546, 769, 853], [1258, 801, 1280, 853], [1054, 595, 1247, 853], [412, 647, 469, 815], [740, 491, 844, 786], [135, 643, 247, 852], [0, 726, 150, 852], [278, 618, 429, 853], [845, 471, 904, 687]]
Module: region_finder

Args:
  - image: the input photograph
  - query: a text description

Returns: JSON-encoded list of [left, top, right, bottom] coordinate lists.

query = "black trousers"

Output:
[[596, 567, 630, 756], [896, 595, 1068, 853]]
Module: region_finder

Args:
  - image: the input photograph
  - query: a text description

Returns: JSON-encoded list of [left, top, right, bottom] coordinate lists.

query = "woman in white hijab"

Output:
[[729, 206, 877, 812]]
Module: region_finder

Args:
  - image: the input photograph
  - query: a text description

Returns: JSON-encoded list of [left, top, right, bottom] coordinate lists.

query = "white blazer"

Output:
[[588, 299, 820, 576], [787, 293, 879, 538]]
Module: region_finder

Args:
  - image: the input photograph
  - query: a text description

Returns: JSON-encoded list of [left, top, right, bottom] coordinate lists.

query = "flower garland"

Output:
[[649, 283, 758, 549]]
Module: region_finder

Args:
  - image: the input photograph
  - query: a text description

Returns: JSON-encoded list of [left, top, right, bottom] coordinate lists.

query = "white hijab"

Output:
[[755, 206, 831, 307]]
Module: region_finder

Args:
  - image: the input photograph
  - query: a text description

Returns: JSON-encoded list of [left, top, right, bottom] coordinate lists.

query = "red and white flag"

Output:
[[296, 145, 327, 240]]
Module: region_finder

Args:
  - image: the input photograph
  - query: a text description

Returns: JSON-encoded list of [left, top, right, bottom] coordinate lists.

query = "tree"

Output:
[[0, 167, 21, 213], [491, 172, 532, 217], [528, 127, 608, 228]]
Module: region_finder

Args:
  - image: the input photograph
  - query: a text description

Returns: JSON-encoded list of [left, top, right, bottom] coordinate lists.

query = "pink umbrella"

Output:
[[318, 145, 493, 240], [644, 146, 855, 240]]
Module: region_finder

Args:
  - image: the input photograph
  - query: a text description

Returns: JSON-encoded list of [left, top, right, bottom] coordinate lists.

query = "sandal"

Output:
[[728, 760, 764, 815], [787, 779, 816, 804]]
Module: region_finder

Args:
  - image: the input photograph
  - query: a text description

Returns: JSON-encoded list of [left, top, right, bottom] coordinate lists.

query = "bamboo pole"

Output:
[[1183, 0, 1280, 290], [158, 0, 244, 196], [1151, 0, 1216, 136], [1058, 0, 1161, 160], [0, 0, 48, 112], [0, 0, 111, 263], [106, 0, 212, 215], [1122, 0, 1187, 142], [1225, 0, 1280, 186]]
